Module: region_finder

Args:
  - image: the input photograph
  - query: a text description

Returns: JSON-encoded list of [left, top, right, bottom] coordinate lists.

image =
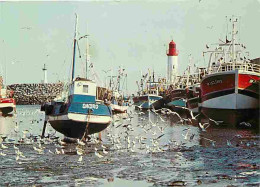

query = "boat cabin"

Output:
[[69, 78, 97, 104]]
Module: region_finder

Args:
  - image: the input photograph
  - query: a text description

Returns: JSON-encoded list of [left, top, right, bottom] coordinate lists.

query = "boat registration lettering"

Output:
[[82, 103, 99, 109], [206, 79, 222, 86]]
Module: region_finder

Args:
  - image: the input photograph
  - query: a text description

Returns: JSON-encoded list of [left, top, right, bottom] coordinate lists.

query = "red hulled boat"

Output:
[[200, 17, 260, 126], [0, 89, 16, 115]]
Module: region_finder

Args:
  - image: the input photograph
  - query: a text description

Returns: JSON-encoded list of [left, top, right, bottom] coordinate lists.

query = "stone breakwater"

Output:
[[7, 83, 64, 105]]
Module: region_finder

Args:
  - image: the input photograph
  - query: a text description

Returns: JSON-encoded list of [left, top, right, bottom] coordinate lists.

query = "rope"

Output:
[[81, 109, 92, 141]]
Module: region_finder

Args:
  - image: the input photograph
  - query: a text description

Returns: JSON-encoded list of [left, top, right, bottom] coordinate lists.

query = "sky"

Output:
[[0, 0, 260, 93]]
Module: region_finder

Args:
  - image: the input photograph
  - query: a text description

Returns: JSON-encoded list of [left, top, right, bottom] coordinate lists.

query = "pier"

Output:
[[7, 83, 63, 105]]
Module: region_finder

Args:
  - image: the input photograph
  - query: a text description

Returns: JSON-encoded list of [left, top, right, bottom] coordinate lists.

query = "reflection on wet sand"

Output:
[[0, 106, 258, 186], [0, 115, 16, 138]]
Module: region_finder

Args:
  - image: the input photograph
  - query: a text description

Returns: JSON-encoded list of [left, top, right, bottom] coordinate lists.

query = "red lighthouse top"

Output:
[[167, 40, 178, 56]]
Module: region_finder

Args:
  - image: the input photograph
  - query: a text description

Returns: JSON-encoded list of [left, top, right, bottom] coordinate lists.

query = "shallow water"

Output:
[[0, 105, 259, 186]]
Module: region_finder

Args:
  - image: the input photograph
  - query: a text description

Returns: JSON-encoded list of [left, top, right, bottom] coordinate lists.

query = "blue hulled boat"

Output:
[[133, 71, 164, 110], [41, 15, 112, 139]]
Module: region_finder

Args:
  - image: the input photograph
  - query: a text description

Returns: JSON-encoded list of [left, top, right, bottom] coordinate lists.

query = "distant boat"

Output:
[[133, 71, 164, 110], [41, 15, 112, 139], [107, 67, 129, 114], [186, 68, 206, 114], [0, 88, 16, 115], [110, 99, 128, 113], [165, 62, 195, 113], [200, 17, 260, 126]]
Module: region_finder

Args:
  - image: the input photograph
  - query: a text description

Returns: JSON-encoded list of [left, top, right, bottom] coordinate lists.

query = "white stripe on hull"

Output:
[[202, 93, 258, 109], [0, 103, 15, 109], [0, 103, 15, 108], [48, 113, 112, 124]]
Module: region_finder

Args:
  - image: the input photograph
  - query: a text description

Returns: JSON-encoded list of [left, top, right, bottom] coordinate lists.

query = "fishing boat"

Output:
[[110, 98, 128, 113], [165, 61, 197, 113], [133, 71, 164, 110], [0, 88, 16, 115], [41, 15, 112, 139], [200, 17, 260, 126], [107, 67, 129, 114]]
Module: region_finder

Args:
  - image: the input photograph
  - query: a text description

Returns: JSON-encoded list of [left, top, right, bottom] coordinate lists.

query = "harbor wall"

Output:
[[7, 83, 64, 105]]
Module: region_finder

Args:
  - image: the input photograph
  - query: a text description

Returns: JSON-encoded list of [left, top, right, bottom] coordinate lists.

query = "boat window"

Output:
[[83, 85, 88, 93]]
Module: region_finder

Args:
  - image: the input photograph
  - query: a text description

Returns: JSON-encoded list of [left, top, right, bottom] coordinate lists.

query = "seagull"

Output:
[[239, 121, 251, 127], [76, 147, 84, 155], [78, 156, 83, 162], [198, 122, 210, 132], [55, 148, 61, 154], [1, 144, 8, 149], [77, 139, 85, 146], [33, 146, 43, 154], [95, 150, 104, 158], [16, 150, 26, 158], [182, 129, 190, 140], [0, 152, 6, 156], [227, 140, 232, 147], [103, 148, 108, 155], [16, 155, 20, 161], [209, 118, 221, 125]]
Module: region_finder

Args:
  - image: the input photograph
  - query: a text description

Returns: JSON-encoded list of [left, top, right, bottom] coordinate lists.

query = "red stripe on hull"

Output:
[[201, 73, 235, 97], [0, 98, 15, 104], [238, 74, 259, 89], [238, 74, 259, 95]]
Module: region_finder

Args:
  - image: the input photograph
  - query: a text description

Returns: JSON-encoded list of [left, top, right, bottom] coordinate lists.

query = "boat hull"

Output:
[[49, 120, 109, 138], [110, 103, 128, 114], [201, 70, 259, 126], [0, 99, 16, 115], [47, 112, 111, 138]]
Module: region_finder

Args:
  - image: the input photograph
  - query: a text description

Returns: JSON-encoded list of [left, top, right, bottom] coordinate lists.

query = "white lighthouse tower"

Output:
[[42, 64, 48, 83], [167, 40, 178, 86]]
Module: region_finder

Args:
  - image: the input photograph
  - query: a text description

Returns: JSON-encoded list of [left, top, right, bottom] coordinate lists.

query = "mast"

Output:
[[231, 17, 236, 63], [186, 55, 192, 88], [230, 16, 239, 70], [85, 34, 90, 79], [71, 14, 78, 82]]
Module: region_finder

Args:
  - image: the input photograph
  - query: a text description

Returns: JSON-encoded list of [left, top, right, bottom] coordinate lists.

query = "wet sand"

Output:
[[0, 105, 259, 186]]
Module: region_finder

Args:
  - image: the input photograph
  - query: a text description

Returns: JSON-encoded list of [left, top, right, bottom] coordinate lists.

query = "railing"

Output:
[[208, 62, 260, 74]]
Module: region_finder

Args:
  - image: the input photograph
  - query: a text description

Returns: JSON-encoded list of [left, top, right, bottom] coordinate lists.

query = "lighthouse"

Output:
[[42, 64, 48, 84], [167, 40, 178, 85]]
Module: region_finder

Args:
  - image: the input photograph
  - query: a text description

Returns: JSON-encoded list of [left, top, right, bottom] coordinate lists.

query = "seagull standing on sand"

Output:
[[94, 147, 104, 158], [78, 155, 83, 162]]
